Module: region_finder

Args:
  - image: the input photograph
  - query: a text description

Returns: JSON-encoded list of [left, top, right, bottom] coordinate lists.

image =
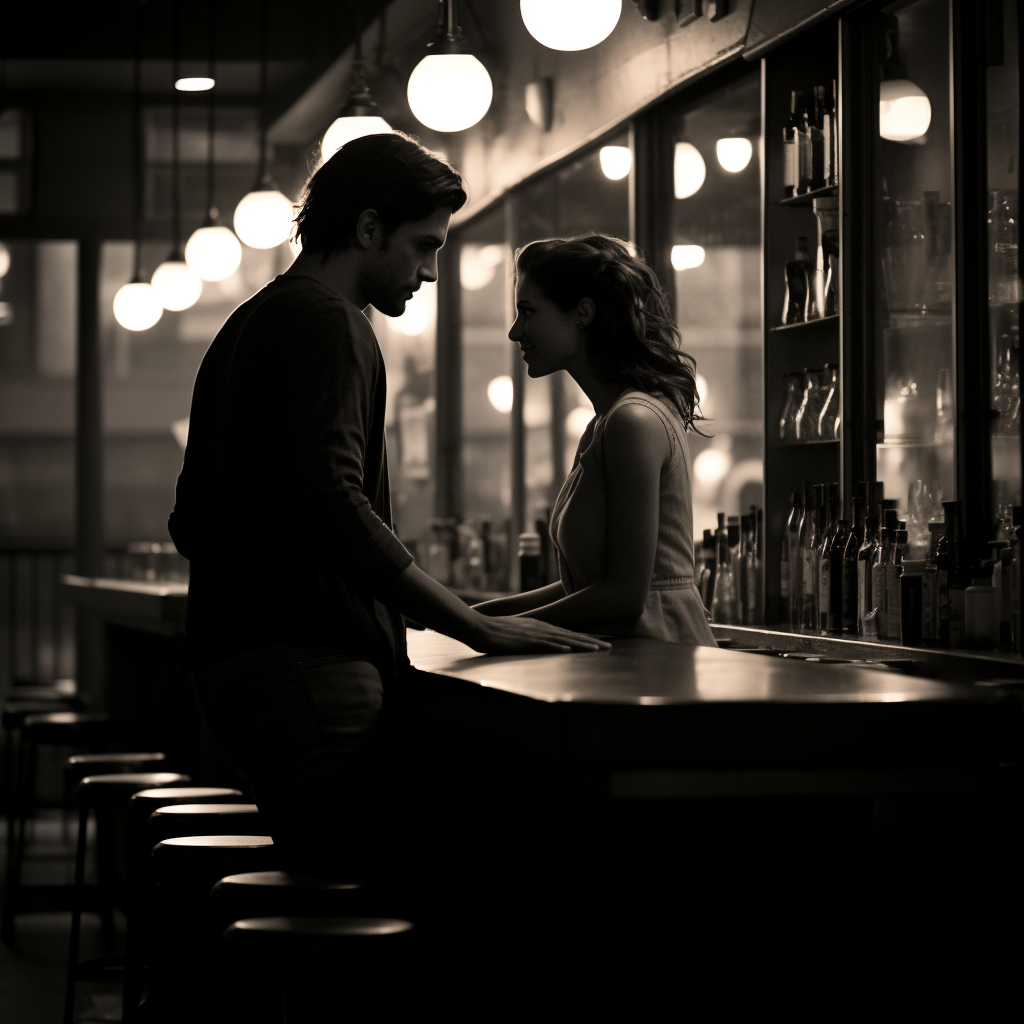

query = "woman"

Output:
[[476, 234, 716, 646]]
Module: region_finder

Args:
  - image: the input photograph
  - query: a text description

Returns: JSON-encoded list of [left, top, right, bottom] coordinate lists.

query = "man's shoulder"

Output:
[[260, 277, 376, 342]]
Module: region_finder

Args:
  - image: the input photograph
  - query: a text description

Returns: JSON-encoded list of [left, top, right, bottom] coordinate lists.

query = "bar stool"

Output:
[[62, 772, 190, 1024], [148, 803, 263, 845], [2, 710, 111, 944], [121, 788, 247, 1023], [219, 916, 415, 1020], [209, 871, 365, 939], [142, 836, 278, 1021]]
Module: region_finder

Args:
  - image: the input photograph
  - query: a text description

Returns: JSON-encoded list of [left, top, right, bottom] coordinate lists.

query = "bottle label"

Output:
[[803, 549, 816, 597], [857, 559, 870, 632], [780, 557, 790, 600], [819, 559, 830, 631], [842, 560, 857, 631], [872, 562, 887, 638], [937, 568, 949, 643], [948, 587, 965, 648], [783, 137, 798, 193], [886, 566, 902, 638], [922, 572, 936, 642]]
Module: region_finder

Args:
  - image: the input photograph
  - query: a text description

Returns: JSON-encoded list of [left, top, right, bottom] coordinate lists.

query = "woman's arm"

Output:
[[473, 582, 566, 617], [518, 403, 669, 630]]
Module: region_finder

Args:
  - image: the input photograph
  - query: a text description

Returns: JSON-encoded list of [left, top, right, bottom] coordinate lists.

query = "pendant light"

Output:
[[878, 17, 931, 142], [407, 0, 493, 133], [185, 0, 242, 281], [520, 0, 621, 52], [152, 2, 202, 311], [715, 137, 753, 173], [321, 1, 391, 160], [113, 5, 163, 332], [673, 141, 706, 200], [598, 145, 631, 181], [234, 0, 294, 248]]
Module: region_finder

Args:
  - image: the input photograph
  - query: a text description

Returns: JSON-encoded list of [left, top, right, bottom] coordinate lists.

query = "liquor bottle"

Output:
[[783, 238, 812, 325], [822, 80, 837, 187], [698, 529, 714, 606], [783, 492, 802, 625], [818, 491, 840, 633], [858, 514, 878, 635], [728, 517, 742, 624], [999, 548, 1014, 649], [783, 90, 803, 199], [887, 528, 907, 641], [754, 507, 764, 623], [746, 508, 762, 624], [809, 484, 828, 630], [842, 514, 860, 633], [943, 500, 965, 648], [738, 514, 751, 624], [1012, 507, 1022, 652], [873, 511, 897, 638], [826, 518, 849, 634], [797, 94, 814, 194], [708, 511, 726, 612], [711, 520, 736, 625], [802, 484, 821, 630], [810, 85, 826, 192], [794, 482, 814, 630], [964, 562, 998, 649], [901, 560, 925, 646]]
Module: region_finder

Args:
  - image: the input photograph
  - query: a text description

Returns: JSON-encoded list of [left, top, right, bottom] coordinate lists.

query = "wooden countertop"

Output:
[[60, 575, 187, 634], [406, 629, 998, 707], [404, 630, 1019, 774]]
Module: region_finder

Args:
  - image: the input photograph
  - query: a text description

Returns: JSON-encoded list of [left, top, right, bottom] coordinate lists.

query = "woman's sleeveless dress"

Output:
[[549, 390, 717, 647]]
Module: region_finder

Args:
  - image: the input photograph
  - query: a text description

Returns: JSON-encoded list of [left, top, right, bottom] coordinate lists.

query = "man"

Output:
[[168, 133, 605, 877]]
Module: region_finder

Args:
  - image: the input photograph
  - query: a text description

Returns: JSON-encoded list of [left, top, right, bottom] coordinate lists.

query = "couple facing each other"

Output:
[[169, 130, 714, 877]]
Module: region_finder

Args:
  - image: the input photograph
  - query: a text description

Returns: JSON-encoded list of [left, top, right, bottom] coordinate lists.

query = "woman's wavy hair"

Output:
[[514, 234, 705, 432]]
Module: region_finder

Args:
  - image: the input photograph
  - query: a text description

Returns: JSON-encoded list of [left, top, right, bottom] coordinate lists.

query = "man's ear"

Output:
[[575, 297, 596, 329], [355, 209, 382, 251]]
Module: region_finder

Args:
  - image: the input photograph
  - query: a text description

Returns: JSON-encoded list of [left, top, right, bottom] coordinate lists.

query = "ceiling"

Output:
[[1, 0, 396, 105]]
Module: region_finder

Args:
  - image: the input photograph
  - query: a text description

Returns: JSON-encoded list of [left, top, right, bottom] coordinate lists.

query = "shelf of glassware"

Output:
[[778, 184, 838, 208], [769, 314, 839, 334]]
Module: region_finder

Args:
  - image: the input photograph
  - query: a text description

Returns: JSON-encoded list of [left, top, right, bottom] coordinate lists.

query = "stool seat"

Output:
[[66, 753, 167, 787], [78, 773, 192, 807], [210, 872, 365, 933], [129, 786, 246, 820], [228, 916, 412, 939], [157, 834, 275, 851], [22, 711, 110, 744], [149, 804, 262, 844], [2, 700, 82, 728]]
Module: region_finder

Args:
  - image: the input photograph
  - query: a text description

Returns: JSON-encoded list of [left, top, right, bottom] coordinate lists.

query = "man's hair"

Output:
[[294, 132, 467, 255]]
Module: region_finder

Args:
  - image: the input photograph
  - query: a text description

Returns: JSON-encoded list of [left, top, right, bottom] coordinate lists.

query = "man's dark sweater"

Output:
[[169, 275, 413, 676]]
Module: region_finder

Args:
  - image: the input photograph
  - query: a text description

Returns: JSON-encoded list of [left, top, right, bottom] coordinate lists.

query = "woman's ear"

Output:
[[575, 297, 596, 329]]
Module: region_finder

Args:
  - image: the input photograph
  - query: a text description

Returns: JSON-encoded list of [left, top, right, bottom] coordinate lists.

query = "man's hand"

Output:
[[468, 616, 611, 655]]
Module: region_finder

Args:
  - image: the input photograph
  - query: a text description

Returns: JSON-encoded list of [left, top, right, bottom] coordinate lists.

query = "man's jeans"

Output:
[[191, 644, 386, 877]]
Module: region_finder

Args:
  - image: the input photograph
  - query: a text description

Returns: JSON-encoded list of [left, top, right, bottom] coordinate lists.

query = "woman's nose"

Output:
[[508, 319, 521, 342]]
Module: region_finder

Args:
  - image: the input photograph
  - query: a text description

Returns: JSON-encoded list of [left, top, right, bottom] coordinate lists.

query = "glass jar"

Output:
[[817, 363, 840, 440], [794, 368, 822, 442]]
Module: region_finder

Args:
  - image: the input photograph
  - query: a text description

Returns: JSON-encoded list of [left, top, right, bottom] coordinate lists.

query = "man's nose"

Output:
[[420, 256, 438, 283]]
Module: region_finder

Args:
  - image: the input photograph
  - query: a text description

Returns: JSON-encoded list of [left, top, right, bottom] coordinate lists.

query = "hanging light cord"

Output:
[[257, 0, 268, 186], [205, 0, 217, 223], [171, 0, 181, 256], [132, 1, 144, 281]]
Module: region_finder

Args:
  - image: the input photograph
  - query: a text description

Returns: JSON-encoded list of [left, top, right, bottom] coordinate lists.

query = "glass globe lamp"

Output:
[[0, 241, 10, 278], [151, 259, 202, 311], [879, 79, 931, 142], [113, 281, 163, 331], [673, 142, 706, 199], [322, 115, 391, 161], [715, 137, 753, 173], [520, 0, 621, 51], [233, 188, 294, 249], [599, 146, 632, 181], [407, 53, 493, 132], [185, 224, 242, 282]]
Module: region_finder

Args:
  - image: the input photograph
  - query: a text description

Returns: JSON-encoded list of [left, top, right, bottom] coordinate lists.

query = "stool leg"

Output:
[[121, 839, 146, 1024], [63, 802, 90, 1024], [10, 737, 38, 903], [1, 727, 23, 944], [95, 807, 116, 947]]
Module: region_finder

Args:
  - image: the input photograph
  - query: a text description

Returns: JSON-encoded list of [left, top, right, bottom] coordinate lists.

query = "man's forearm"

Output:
[[378, 563, 483, 646]]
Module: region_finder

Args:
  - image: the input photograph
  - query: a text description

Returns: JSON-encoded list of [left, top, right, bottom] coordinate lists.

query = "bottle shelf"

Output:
[[778, 184, 838, 206], [770, 314, 839, 333], [877, 440, 946, 450], [778, 439, 840, 447]]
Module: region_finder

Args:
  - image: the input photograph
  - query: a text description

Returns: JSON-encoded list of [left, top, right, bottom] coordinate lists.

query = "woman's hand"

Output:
[[468, 616, 610, 655]]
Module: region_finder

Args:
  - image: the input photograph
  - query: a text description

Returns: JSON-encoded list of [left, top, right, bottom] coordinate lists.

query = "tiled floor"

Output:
[[1, 812, 126, 1023]]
